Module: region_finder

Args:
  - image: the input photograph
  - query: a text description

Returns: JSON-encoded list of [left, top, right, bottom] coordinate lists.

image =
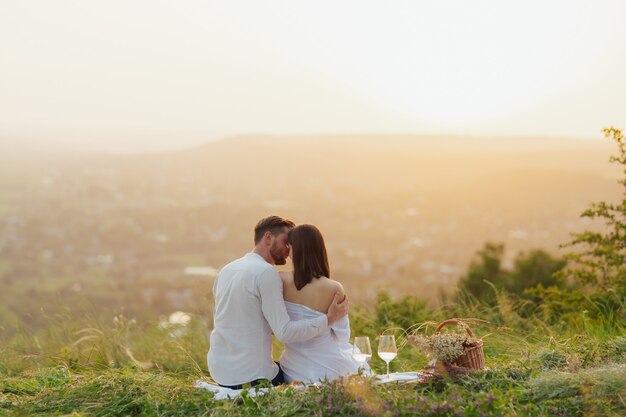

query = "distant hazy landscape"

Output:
[[0, 132, 619, 328]]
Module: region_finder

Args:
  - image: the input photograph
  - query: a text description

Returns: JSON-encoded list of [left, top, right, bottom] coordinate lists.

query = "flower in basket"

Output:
[[409, 331, 482, 362], [408, 333, 473, 363], [408, 319, 486, 373]]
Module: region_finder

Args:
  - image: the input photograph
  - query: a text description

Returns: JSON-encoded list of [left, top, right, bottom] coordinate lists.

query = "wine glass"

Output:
[[352, 336, 372, 374], [377, 335, 397, 380]]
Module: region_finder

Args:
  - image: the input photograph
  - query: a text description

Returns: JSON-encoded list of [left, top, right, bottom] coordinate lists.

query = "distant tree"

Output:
[[457, 243, 566, 302], [456, 242, 508, 301], [557, 127, 626, 295], [507, 249, 566, 294]]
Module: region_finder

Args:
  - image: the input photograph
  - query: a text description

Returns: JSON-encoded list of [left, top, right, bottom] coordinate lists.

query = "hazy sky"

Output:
[[2, 0, 626, 142]]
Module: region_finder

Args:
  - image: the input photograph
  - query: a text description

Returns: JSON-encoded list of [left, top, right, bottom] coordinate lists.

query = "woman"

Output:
[[279, 224, 362, 383]]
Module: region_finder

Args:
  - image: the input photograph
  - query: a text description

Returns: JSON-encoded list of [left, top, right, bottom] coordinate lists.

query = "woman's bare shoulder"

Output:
[[321, 277, 345, 298]]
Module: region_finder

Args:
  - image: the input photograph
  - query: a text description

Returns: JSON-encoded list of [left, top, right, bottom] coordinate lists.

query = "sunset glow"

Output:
[[1, 0, 626, 146]]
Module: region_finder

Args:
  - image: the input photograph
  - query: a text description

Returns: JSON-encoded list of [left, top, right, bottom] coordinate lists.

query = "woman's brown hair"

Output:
[[288, 224, 330, 290]]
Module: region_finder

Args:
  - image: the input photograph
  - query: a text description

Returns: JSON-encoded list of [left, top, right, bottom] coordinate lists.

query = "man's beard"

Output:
[[270, 245, 287, 265]]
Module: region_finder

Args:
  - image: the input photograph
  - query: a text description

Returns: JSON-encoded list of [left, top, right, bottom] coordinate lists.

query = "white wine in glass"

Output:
[[378, 335, 397, 380], [352, 336, 372, 373]]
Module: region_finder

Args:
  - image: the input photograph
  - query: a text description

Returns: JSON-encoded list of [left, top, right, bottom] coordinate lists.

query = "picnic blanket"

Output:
[[374, 371, 428, 384], [194, 381, 276, 400], [195, 372, 428, 400]]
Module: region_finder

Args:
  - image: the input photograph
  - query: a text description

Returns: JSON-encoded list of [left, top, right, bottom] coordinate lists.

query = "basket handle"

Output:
[[434, 319, 474, 338]]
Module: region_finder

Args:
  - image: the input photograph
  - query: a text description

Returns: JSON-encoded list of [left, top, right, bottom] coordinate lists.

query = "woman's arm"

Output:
[[325, 281, 351, 342]]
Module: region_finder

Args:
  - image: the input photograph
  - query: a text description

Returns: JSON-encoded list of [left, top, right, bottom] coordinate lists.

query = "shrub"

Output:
[[557, 127, 626, 295]]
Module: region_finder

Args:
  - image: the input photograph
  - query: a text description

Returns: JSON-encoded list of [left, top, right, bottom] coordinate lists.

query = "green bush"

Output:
[[456, 243, 566, 304]]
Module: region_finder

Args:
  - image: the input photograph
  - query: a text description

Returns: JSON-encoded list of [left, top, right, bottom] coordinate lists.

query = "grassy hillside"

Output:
[[1, 292, 625, 416]]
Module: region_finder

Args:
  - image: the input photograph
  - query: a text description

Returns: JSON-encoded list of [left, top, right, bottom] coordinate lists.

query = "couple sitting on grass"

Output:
[[207, 216, 362, 389]]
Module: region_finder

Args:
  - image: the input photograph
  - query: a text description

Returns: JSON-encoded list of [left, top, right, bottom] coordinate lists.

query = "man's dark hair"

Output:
[[254, 216, 296, 244], [288, 224, 330, 290]]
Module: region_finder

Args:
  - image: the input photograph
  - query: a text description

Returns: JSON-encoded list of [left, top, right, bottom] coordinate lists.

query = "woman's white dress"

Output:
[[279, 301, 362, 383]]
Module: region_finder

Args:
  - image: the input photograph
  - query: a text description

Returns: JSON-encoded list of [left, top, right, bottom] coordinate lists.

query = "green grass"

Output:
[[1, 294, 625, 416], [2, 360, 624, 416]]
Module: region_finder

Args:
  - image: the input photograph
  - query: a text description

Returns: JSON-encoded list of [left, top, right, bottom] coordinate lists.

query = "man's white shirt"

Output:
[[207, 252, 329, 386]]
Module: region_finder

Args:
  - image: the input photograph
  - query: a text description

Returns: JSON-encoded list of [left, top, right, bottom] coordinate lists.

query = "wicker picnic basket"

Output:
[[435, 319, 485, 370]]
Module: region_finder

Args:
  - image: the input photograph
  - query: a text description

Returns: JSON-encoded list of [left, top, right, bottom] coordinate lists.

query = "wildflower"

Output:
[[409, 332, 480, 363]]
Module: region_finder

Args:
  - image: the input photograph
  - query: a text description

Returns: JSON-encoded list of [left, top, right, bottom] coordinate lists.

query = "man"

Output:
[[207, 216, 349, 389]]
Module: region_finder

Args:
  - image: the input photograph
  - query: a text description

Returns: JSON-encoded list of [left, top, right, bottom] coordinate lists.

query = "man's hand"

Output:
[[326, 292, 349, 325]]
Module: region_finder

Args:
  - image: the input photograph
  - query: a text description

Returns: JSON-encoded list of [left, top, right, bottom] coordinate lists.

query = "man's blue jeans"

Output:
[[218, 362, 285, 390]]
